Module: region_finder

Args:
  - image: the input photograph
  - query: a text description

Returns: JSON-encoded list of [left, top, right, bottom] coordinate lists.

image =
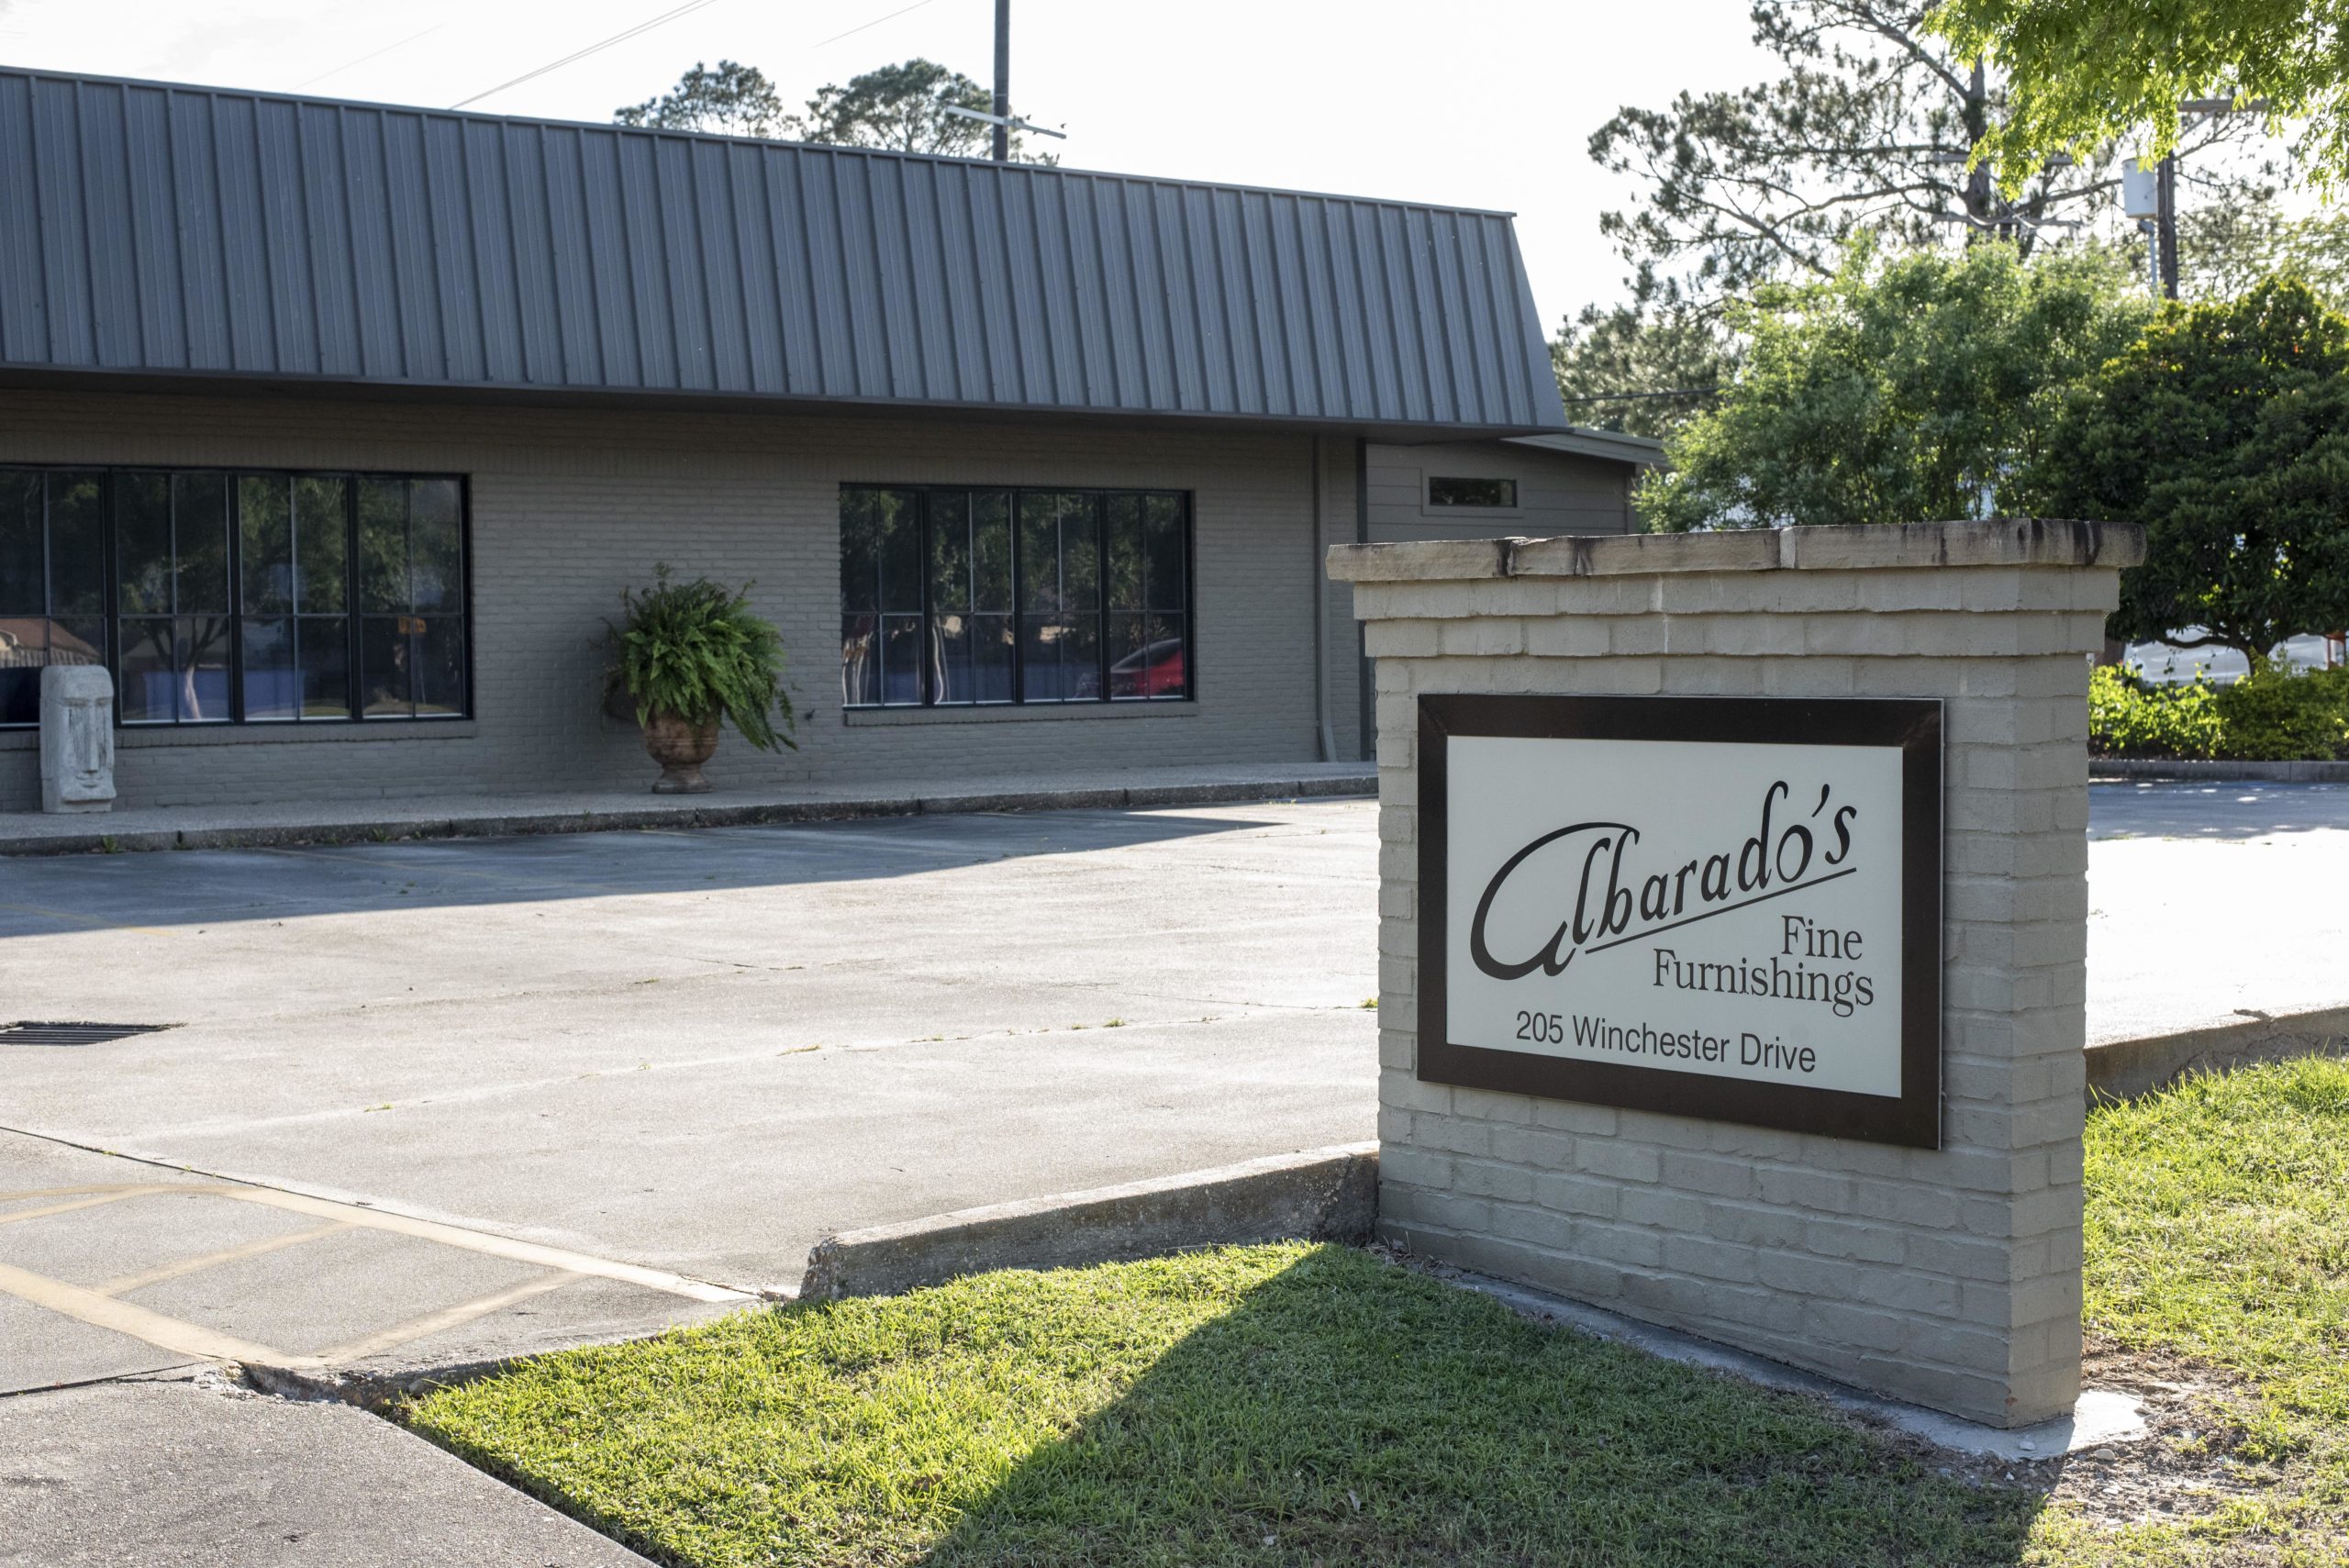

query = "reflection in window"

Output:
[[0, 471, 105, 728], [1428, 476, 1518, 507], [841, 487, 1191, 709], [0, 467, 468, 728]]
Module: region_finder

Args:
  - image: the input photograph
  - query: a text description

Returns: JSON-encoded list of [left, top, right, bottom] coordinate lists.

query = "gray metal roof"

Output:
[[1507, 428, 1668, 467], [0, 67, 1567, 433]]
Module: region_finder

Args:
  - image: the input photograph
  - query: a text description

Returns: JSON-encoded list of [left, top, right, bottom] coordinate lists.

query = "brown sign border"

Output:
[[1416, 693, 1943, 1149]]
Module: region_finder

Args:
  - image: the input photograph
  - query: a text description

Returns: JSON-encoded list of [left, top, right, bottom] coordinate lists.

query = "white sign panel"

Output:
[[1419, 695, 1941, 1147]]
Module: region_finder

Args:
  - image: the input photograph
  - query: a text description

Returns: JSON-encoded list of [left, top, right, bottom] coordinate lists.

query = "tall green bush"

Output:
[[2211, 666, 2349, 761]]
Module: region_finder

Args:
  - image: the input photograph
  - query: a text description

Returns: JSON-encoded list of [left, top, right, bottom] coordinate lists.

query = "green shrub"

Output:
[[2089, 662, 2349, 760], [2211, 664, 2349, 761], [2087, 665, 2223, 758], [608, 566, 796, 752]]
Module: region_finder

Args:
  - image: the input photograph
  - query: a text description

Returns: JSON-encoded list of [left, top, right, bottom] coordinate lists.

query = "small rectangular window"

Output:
[[1428, 476, 1518, 508], [841, 485, 1191, 709]]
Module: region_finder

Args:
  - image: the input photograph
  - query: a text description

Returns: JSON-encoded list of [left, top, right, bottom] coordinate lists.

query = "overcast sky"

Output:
[[0, 0, 1777, 328]]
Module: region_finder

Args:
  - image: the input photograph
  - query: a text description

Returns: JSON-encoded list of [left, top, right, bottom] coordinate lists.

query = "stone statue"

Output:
[[40, 664, 115, 814]]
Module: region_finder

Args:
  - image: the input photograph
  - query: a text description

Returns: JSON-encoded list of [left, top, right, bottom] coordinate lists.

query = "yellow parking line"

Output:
[[94, 1221, 350, 1296], [0, 1184, 180, 1204], [0, 1260, 285, 1364], [214, 1185, 750, 1304], [0, 1191, 153, 1226], [312, 1272, 583, 1365], [1, 1182, 742, 1301]]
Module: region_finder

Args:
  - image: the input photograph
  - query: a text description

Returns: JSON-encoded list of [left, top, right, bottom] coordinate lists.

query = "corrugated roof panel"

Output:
[[930, 161, 987, 404], [863, 156, 924, 402], [0, 76, 43, 363], [294, 106, 358, 378], [340, 109, 405, 380], [1056, 175, 1107, 406], [1330, 205, 1374, 415], [721, 141, 785, 395], [381, 112, 443, 381], [498, 122, 563, 387], [32, 80, 95, 367], [122, 84, 186, 370], [462, 119, 522, 386], [1026, 172, 1085, 407], [1114, 182, 1172, 411], [1085, 177, 1142, 409], [0, 66, 1566, 431]]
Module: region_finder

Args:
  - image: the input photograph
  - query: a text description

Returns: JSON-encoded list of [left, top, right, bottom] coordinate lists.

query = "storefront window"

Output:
[[0, 467, 469, 728], [841, 486, 1190, 708]]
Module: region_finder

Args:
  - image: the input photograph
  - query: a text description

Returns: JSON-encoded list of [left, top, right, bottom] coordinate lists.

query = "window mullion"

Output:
[[1094, 494, 1108, 704], [1009, 489, 1024, 706], [227, 473, 243, 723], [100, 473, 117, 719], [918, 490, 933, 707], [346, 476, 362, 722]]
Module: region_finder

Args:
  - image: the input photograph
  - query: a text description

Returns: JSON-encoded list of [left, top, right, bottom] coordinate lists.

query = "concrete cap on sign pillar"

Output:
[[1328, 519, 2145, 583]]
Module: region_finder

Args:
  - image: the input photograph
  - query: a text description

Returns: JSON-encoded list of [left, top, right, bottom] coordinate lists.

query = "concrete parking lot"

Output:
[[2, 801, 1382, 1391], [3, 784, 2344, 1396]]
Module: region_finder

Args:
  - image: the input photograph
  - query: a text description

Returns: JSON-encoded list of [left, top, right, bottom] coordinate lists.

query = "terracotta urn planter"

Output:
[[640, 710, 720, 794]]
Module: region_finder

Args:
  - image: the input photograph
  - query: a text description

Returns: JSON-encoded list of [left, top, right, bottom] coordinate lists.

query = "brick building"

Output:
[[0, 68, 1578, 810]]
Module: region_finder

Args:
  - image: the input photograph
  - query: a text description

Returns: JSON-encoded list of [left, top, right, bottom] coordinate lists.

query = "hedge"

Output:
[[2089, 664, 2349, 761]]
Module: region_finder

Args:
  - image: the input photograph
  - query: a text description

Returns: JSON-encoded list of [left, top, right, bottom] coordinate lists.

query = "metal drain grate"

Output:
[[0, 1021, 174, 1046]]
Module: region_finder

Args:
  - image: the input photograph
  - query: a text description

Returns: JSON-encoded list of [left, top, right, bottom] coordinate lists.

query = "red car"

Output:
[[1109, 638, 1186, 698]]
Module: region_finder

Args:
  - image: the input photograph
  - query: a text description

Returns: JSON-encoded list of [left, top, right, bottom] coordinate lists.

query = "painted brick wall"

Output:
[[1331, 523, 2137, 1429], [0, 389, 1365, 810], [1364, 439, 1639, 538]]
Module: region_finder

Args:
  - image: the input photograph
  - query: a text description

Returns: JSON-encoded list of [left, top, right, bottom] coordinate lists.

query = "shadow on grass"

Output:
[[911, 1247, 2042, 1568], [406, 1244, 2054, 1568]]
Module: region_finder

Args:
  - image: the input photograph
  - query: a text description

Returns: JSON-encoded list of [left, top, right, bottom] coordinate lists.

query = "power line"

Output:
[[292, 22, 449, 92], [449, 0, 725, 111], [812, 0, 944, 50]]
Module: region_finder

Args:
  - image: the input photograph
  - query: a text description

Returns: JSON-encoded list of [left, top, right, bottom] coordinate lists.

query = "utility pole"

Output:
[[991, 0, 1010, 163], [2155, 153, 2180, 298], [1962, 63, 1994, 233]]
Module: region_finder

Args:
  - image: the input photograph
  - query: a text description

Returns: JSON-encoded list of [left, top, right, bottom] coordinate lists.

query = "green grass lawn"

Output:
[[406, 1058, 2349, 1568]]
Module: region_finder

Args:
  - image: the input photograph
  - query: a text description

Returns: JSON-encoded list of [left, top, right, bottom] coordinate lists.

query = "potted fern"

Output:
[[608, 567, 795, 794]]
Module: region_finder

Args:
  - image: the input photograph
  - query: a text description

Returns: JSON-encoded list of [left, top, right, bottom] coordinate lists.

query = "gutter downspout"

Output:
[[1310, 435, 1336, 762], [1354, 436, 1372, 761]]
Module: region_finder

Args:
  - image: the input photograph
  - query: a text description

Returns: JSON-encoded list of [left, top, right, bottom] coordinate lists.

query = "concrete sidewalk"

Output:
[[0, 762, 1377, 856], [0, 1373, 654, 1568]]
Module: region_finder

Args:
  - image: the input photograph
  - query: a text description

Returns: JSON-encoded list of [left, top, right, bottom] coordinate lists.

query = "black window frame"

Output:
[[1427, 475, 1519, 509], [840, 484, 1196, 711], [0, 464, 473, 729]]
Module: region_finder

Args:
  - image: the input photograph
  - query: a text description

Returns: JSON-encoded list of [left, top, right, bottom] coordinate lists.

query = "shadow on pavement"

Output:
[[0, 808, 1290, 934], [2089, 782, 2349, 841]]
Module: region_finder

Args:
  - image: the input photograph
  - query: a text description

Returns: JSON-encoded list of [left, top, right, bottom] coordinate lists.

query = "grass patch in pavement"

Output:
[[406, 1059, 2349, 1567]]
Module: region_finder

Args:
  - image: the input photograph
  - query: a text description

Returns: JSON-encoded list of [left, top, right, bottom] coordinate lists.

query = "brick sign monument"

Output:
[[1330, 520, 2142, 1429]]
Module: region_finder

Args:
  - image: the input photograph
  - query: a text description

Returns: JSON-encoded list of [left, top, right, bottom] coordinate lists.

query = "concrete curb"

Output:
[[0, 772, 1376, 857], [799, 1143, 1380, 1301], [2087, 1005, 2349, 1102], [1443, 1267, 2145, 1462], [2092, 758, 2349, 784]]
